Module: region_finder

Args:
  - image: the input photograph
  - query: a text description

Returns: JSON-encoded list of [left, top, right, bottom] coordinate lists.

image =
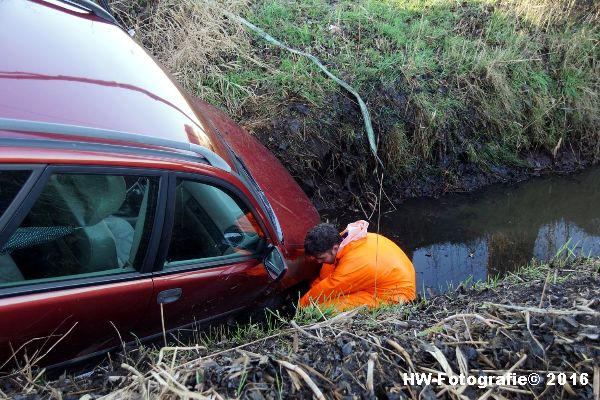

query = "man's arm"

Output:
[[309, 262, 335, 288], [299, 260, 371, 307]]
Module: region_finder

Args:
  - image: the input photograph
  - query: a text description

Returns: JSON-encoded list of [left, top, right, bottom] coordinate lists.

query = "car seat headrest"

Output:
[[50, 174, 126, 226]]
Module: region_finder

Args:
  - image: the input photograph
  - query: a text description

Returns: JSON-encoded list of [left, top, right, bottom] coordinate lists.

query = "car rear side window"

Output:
[[0, 173, 158, 287], [165, 179, 265, 267], [0, 170, 31, 218]]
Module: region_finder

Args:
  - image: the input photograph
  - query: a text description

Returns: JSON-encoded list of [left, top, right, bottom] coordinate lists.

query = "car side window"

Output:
[[165, 178, 265, 267], [0, 173, 158, 287], [0, 170, 31, 218]]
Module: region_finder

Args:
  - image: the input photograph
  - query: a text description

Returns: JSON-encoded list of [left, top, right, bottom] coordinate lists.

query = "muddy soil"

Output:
[[247, 88, 593, 211], [3, 261, 598, 399]]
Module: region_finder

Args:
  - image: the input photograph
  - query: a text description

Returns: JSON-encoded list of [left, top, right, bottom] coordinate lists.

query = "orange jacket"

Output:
[[238, 212, 265, 238], [299, 233, 416, 311]]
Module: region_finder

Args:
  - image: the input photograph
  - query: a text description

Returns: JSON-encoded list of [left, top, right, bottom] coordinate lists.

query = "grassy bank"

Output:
[[113, 0, 599, 207], [2, 259, 599, 398]]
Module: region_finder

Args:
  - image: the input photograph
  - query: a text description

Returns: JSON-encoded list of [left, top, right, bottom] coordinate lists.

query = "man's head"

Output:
[[304, 223, 342, 264]]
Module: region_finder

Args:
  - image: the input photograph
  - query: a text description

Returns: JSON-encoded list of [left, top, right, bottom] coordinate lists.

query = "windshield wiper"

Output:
[[54, 0, 120, 27]]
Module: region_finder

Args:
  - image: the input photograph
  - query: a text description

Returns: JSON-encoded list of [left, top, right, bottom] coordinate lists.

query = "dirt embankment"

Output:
[[2, 261, 598, 399], [113, 0, 600, 210], [252, 85, 589, 210]]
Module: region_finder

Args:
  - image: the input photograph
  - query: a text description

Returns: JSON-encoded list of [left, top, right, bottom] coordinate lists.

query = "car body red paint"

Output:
[[0, 0, 319, 368]]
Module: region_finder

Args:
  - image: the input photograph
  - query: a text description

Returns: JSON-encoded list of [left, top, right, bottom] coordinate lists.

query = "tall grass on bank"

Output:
[[114, 0, 599, 194], [112, 0, 256, 113]]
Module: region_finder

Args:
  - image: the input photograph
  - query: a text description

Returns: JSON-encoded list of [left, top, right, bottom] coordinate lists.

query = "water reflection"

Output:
[[412, 240, 487, 292], [342, 168, 600, 293]]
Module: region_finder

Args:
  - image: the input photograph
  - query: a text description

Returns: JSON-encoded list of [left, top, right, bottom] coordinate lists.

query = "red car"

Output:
[[0, 0, 319, 368]]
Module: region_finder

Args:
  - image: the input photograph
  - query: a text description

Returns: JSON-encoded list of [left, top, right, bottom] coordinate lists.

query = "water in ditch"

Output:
[[326, 167, 600, 294]]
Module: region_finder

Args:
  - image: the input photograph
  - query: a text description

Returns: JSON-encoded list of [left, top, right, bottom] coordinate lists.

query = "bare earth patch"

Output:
[[2, 261, 599, 399]]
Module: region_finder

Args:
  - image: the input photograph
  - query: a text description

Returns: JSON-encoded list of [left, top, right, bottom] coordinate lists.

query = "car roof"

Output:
[[0, 0, 231, 168]]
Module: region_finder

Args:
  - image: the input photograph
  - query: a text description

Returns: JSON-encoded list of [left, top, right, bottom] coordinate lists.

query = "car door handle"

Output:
[[157, 288, 182, 304]]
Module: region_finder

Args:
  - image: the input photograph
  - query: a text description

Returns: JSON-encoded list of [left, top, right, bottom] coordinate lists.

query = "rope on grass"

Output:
[[225, 10, 382, 166]]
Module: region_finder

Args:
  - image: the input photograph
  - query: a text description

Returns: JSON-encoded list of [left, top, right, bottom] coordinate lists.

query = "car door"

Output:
[[142, 173, 274, 334], [0, 166, 164, 368]]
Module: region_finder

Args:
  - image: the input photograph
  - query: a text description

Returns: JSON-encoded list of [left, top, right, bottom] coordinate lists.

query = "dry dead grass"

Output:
[[111, 0, 258, 114], [498, 0, 600, 28], [3, 262, 598, 399]]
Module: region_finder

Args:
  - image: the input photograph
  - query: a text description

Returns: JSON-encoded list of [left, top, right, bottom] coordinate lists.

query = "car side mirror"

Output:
[[263, 245, 287, 281]]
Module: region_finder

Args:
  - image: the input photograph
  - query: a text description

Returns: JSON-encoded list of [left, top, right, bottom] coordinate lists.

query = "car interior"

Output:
[[0, 174, 154, 286], [165, 179, 263, 265], [0, 173, 264, 285]]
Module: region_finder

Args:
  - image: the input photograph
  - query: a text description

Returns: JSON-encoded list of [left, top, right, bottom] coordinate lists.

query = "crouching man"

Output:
[[299, 220, 416, 311]]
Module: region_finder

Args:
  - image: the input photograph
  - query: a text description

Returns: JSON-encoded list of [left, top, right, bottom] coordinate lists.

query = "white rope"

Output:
[[224, 10, 382, 166]]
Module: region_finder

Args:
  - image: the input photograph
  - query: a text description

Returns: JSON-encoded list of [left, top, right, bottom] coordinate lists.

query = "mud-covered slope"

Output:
[[113, 0, 600, 209], [3, 261, 598, 399]]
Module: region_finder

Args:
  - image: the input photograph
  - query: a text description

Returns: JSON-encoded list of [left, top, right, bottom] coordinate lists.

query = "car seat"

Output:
[[127, 182, 149, 266], [46, 174, 134, 272], [0, 254, 24, 284]]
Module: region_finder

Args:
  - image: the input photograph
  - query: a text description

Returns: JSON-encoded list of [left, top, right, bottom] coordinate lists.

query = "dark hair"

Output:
[[304, 223, 342, 256]]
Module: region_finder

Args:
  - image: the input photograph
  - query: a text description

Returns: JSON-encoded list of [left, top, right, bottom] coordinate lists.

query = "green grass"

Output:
[[470, 272, 502, 291], [229, 0, 598, 178], [292, 298, 339, 325], [117, 0, 599, 187]]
